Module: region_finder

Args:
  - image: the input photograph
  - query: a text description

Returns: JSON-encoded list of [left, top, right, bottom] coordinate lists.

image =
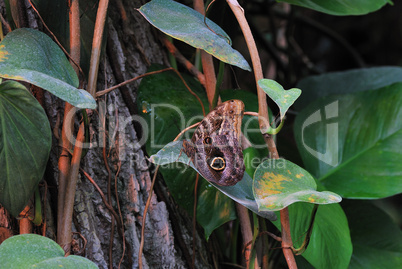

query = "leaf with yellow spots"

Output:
[[258, 79, 301, 121], [253, 159, 341, 211], [0, 45, 9, 61], [0, 28, 95, 109]]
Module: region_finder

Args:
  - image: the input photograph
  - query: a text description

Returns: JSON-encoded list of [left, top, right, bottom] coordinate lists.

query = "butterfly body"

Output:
[[183, 100, 245, 186]]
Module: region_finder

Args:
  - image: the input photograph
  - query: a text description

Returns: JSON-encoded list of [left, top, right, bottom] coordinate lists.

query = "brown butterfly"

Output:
[[183, 99, 245, 186]]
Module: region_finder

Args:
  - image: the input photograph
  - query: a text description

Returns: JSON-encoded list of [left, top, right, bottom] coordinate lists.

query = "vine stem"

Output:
[[57, 0, 80, 248], [226, 0, 269, 133], [59, 123, 85, 254], [226, 1, 296, 268], [87, 0, 109, 97], [236, 203, 255, 268]]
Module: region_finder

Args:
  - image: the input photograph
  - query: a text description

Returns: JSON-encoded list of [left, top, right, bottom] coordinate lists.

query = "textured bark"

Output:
[[6, 0, 213, 268]]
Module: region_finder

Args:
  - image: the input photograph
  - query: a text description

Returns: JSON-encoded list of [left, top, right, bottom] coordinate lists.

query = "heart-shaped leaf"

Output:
[[0, 28, 95, 109], [138, 0, 251, 71], [0, 80, 51, 216], [253, 159, 341, 211], [150, 140, 276, 220], [0, 234, 97, 268], [258, 79, 301, 121], [294, 83, 402, 198]]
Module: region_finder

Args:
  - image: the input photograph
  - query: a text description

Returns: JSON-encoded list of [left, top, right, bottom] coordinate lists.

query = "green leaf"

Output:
[[295, 67, 402, 109], [138, 0, 251, 71], [0, 234, 98, 268], [258, 79, 301, 121], [0, 81, 51, 216], [0, 28, 95, 109], [294, 83, 402, 198], [278, 0, 391, 15], [343, 201, 402, 269], [273, 203, 352, 269], [253, 159, 341, 211], [151, 140, 276, 220]]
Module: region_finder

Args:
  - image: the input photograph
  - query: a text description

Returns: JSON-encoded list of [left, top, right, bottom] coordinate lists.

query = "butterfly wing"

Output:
[[183, 100, 245, 186]]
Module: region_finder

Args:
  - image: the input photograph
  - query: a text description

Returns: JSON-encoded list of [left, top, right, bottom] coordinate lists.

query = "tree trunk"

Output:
[[0, 0, 213, 268]]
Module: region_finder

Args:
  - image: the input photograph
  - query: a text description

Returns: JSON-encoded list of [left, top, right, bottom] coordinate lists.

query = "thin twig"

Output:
[[115, 162, 126, 268], [192, 174, 200, 268], [80, 169, 122, 225], [96, 68, 173, 97], [138, 166, 159, 269], [0, 13, 11, 33], [96, 68, 206, 116], [174, 122, 200, 141], [160, 36, 206, 86], [102, 106, 115, 269]]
